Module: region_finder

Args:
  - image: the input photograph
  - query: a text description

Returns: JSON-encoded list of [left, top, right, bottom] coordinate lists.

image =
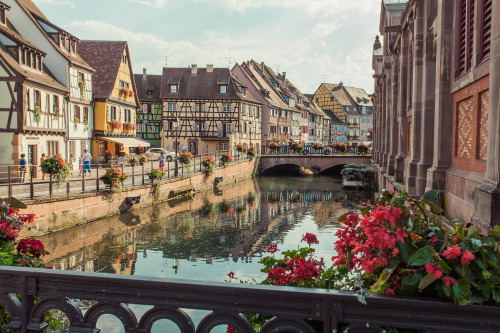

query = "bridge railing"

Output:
[[261, 145, 371, 156], [0, 266, 498, 332]]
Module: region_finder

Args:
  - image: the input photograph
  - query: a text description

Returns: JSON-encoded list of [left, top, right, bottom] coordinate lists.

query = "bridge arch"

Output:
[[261, 164, 302, 176], [259, 155, 372, 175]]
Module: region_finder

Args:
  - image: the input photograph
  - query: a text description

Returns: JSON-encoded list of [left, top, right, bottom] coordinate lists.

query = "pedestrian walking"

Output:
[[19, 153, 27, 183], [78, 157, 83, 176], [82, 149, 92, 177], [69, 154, 74, 174], [40, 153, 46, 180], [159, 151, 166, 171]]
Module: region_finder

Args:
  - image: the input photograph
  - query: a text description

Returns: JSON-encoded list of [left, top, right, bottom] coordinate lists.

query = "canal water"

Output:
[[40, 176, 373, 332]]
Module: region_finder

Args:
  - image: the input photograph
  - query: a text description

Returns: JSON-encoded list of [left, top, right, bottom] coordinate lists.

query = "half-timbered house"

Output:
[[78, 41, 142, 159], [135, 70, 163, 149], [160, 65, 262, 155], [6, 0, 95, 167], [0, 1, 68, 177]]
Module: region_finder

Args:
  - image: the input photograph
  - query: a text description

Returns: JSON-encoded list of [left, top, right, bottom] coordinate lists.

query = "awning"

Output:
[[102, 137, 151, 147]]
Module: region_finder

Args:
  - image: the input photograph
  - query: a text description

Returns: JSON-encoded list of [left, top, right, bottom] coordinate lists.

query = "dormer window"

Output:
[[169, 84, 178, 93], [19, 48, 25, 64], [147, 90, 153, 96], [0, 7, 5, 25], [70, 41, 75, 54], [122, 54, 128, 64], [241, 87, 246, 95], [219, 85, 227, 94]]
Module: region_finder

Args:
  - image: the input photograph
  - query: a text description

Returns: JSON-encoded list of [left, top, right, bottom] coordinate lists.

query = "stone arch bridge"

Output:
[[258, 155, 372, 174]]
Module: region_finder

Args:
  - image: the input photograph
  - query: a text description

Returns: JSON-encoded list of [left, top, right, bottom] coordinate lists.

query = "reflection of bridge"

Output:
[[259, 155, 372, 174]]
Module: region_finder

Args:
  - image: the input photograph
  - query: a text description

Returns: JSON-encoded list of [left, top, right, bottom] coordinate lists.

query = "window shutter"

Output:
[[479, 0, 492, 62], [458, 0, 467, 75], [466, 0, 474, 71]]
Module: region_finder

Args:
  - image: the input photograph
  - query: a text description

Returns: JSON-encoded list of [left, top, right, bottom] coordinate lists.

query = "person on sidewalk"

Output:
[[19, 154, 27, 183], [78, 157, 83, 176], [82, 149, 92, 177], [40, 153, 46, 180], [159, 151, 166, 171]]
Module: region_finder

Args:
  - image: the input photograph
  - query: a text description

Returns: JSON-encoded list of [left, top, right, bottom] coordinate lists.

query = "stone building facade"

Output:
[[372, 0, 498, 228]]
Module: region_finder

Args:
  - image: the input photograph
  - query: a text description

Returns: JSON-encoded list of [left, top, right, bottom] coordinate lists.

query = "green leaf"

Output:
[[401, 273, 422, 296], [452, 278, 472, 305], [397, 239, 411, 263], [418, 273, 437, 290], [337, 212, 349, 223], [437, 259, 452, 274], [408, 246, 436, 266], [370, 268, 392, 293], [467, 226, 479, 239], [441, 282, 453, 299], [492, 287, 500, 303], [422, 190, 439, 204], [4, 197, 27, 209], [421, 199, 443, 214]]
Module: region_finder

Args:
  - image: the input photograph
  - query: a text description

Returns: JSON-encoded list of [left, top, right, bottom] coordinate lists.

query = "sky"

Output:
[[33, 0, 381, 95]]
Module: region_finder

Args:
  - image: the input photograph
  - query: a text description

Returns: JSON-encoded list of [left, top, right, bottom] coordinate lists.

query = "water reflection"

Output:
[[41, 176, 373, 283]]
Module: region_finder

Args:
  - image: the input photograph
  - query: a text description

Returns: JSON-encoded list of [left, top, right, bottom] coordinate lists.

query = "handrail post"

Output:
[[81, 165, 85, 193], [49, 173, 53, 198], [96, 165, 99, 193], [30, 165, 34, 200], [142, 162, 145, 185], [131, 164, 135, 186]]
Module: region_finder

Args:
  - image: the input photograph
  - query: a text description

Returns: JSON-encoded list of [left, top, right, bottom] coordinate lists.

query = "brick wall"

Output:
[[452, 75, 489, 173]]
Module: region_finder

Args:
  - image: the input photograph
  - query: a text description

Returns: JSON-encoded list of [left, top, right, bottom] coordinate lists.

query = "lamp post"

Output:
[[249, 121, 252, 147], [173, 117, 179, 177]]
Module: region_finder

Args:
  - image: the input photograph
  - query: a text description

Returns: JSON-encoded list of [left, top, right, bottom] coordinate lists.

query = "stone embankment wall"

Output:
[[22, 159, 259, 236]]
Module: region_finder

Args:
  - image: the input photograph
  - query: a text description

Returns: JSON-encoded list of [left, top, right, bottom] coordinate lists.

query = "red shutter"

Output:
[[458, 0, 467, 75], [479, 0, 492, 62]]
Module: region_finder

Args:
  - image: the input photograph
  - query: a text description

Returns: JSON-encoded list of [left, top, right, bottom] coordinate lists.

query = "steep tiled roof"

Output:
[[344, 86, 373, 107], [134, 74, 162, 101], [160, 67, 261, 104], [322, 109, 345, 125], [323, 83, 359, 115], [78, 41, 126, 99], [2, 19, 45, 54], [15, 0, 93, 70]]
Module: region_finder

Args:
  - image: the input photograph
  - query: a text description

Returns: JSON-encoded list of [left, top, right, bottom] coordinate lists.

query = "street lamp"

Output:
[[173, 117, 179, 176], [249, 121, 252, 147]]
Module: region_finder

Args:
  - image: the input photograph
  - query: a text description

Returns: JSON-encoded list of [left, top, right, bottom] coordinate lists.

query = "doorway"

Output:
[[28, 144, 38, 178], [188, 139, 198, 155]]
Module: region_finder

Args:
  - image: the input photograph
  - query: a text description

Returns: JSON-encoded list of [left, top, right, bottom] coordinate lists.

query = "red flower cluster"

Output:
[[264, 244, 279, 254], [16, 238, 45, 258], [266, 256, 323, 286], [301, 233, 319, 245]]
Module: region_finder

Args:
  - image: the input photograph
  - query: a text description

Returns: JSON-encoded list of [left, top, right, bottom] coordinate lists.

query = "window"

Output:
[[409, 41, 414, 108], [47, 141, 59, 156], [136, 123, 143, 133], [78, 72, 84, 84], [479, 0, 492, 63], [241, 87, 246, 95], [169, 85, 178, 93], [457, 0, 474, 76], [110, 106, 117, 120], [119, 80, 129, 89], [346, 107, 349, 112], [33, 90, 41, 107], [361, 117, 365, 123], [80, 140, 87, 156], [122, 54, 128, 64], [242, 104, 247, 116], [243, 122, 247, 134], [84, 107, 89, 121], [219, 85, 227, 94], [196, 103, 205, 112], [147, 90, 153, 96], [219, 142, 228, 152], [36, 55, 41, 70], [124, 109, 132, 122], [270, 125, 277, 134], [196, 122, 205, 131], [53, 96, 59, 114], [31, 52, 36, 68], [0, 7, 5, 25], [168, 103, 176, 111], [168, 121, 174, 130], [74, 105, 81, 121], [19, 49, 25, 64], [222, 104, 230, 112], [255, 107, 260, 118], [69, 141, 76, 160]]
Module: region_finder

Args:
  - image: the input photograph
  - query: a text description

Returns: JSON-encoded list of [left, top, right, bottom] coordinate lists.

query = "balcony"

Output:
[[347, 135, 359, 141]]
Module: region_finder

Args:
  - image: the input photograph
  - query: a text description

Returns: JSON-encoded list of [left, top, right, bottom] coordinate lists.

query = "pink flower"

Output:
[[442, 245, 461, 260], [227, 271, 236, 279], [442, 276, 456, 287], [461, 250, 475, 265], [301, 233, 319, 245], [425, 262, 442, 279], [264, 244, 279, 254]]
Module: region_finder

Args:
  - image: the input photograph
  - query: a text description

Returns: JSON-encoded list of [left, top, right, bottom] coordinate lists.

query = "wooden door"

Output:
[[188, 139, 198, 155]]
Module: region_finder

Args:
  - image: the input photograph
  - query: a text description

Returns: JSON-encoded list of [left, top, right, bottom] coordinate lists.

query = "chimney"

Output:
[[207, 64, 214, 74], [261, 62, 265, 71], [191, 64, 198, 76], [142, 68, 147, 80], [339, 81, 343, 89], [282, 72, 286, 80]]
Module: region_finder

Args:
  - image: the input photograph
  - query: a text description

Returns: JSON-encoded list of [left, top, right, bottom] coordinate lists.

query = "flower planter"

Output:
[[41, 166, 50, 174]]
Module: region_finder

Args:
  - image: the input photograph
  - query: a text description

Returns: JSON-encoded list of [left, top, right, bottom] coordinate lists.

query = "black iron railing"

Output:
[[261, 145, 370, 156], [0, 266, 498, 332]]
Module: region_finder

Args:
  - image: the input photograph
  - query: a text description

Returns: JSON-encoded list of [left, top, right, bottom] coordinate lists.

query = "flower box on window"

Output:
[[109, 120, 122, 129]]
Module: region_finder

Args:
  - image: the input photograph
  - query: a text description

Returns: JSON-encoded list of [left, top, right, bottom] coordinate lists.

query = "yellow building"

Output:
[[78, 41, 144, 159]]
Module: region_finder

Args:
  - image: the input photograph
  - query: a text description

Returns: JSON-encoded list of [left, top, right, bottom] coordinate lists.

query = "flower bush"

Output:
[[236, 144, 247, 153], [220, 201, 232, 214], [103, 150, 113, 164], [100, 168, 128, 192], [138, 155, 147, 163], [267, 141, 280, 152], [123, 122, 136, 131], [357, 143, 369, 155], [178, 152, 194, 166], [332, 142, 347, 153], [290, 143, 304, 154], [147, 168, 165, 180], [220, 153, 232, 165], [247, 146, 257, 160], [109, 120, 121, 130], [312, 143, 324, 150], [201, 157, 216, 176], [340, 164, 375, 182], [128, 156, 139, 164], [40, 154, 71, 185]]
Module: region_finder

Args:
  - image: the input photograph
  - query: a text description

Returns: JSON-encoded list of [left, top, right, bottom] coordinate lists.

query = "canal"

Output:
[[39, 176, 374, 332]]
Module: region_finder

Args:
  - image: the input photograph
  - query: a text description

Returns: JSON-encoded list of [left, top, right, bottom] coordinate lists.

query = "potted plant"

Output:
[[83, 118, 89, 131], [123, 122, 136, 131], [128, 156, 139, 167], [220, 201, 232, 214], [109, 120, 121, 130], [201, 156, 216, 176], [128, 90, 135, 97], [78, 80, 85, 99], [147, 168, 165, 180], [201, 203, 216, 220], [33, 105, 41, 123], [178, 152, 194, 170], [138, 155, 147, 165], [333, 142, 347, 154], [247, 146, 257, 160], [357, 143, 369, 155], [103, 150, 113, 166], [220, 153, 232, 166], [290, 143, 304, 154], [312, 143, 324, 151], [40, 154, 71, 185], [267, 141, 280, 153], [100, 168, 128, 193], [236, 144, 247, 154], [53, 104, 60, 120], [120, 88, 129, 97]]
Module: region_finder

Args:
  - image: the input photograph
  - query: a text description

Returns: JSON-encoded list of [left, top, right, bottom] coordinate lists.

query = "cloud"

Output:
[[126, 0, 168, 8], [310, 22, 342, 38], [60, 1, 75, 8], [196, 0, 379, 17]]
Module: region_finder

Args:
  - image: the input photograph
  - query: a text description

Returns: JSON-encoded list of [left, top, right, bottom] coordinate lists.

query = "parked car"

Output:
[[145, 148, 177, 161]]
